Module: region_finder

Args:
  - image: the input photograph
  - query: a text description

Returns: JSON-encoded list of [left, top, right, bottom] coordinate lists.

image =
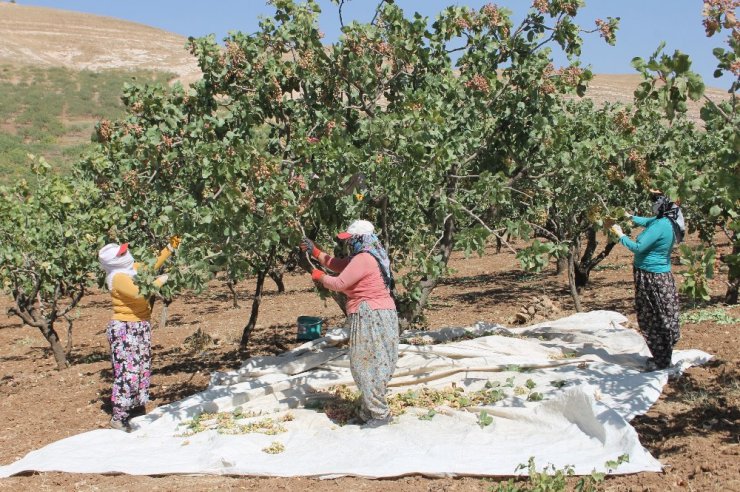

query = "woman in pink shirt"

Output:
[[301, 220, 399, 427]]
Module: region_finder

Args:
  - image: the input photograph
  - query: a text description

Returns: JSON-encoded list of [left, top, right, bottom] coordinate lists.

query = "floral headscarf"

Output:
[[347, 234, 393, 290]]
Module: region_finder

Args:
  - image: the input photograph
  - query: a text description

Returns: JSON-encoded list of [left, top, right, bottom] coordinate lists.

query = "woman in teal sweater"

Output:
[[611, 192, 685, 371]]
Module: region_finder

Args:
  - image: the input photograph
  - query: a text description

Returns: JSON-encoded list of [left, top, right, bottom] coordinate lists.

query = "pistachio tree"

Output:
[[512, 94, 701, 309], [0, 160, 116, 369], [279, 0, 617, 324]]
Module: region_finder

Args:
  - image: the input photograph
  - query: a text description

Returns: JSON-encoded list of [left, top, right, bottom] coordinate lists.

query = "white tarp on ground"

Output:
[[0, 310, 711, 479]]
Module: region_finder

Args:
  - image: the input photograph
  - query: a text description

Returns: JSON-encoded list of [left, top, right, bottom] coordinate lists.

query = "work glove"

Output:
[[311, 269, 325, 282], [610, 224, 625, 238], [300, 237, 321, 259], [155, 274, 169, 286]]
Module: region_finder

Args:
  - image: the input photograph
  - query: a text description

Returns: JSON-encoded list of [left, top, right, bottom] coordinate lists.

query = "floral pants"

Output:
[[106, 320, 152, 422], [633, 268, 680, 369], [348, 302, 399, 421]]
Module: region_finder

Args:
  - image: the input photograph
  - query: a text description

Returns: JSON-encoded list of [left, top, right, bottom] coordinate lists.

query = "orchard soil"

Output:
[[0, 240, 738, 492]]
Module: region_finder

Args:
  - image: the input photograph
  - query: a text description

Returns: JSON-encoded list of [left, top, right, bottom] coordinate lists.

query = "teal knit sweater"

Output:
[[619, 216, 675, 273]]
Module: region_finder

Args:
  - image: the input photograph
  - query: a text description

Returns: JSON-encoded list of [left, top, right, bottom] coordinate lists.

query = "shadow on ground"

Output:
[[632, 359, 739, 453]]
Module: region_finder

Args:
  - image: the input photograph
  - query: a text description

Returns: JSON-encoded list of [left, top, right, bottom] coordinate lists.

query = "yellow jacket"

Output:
[[111, 247, 172, 322]]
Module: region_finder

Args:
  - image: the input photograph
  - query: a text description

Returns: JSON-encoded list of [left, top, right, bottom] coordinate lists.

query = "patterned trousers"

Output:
[[348, 302, 399, 421], [633, 268, 680, 369], [106, 320, 152, 422]]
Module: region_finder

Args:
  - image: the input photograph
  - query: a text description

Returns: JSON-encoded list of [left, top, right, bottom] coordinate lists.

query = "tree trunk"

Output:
[[380, 195, 391, 253], [329, 290, 348, 316], [9, 298, 69, 370], [556, 257, 567, 275], [567, 250, 582, 313], [240, 269, 268, 349], [724, 239, 739, 305], [574, 228, 616, 289], [574, 264, 590, 290], [398, 216, 456, 329], [159, 299, 172, 329], [65, 316, 73, 354], [226, 279, 240, 308], [40, 321, 69, 370], [726, 277, 739, 305], [495, 231, 509, 255], [269, 271, 285, 293]]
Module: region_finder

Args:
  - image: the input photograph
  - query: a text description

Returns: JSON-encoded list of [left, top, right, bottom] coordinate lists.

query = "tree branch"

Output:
[[448, 198, 517, 254], [528, 221, 560, 243], [426, 214, 453, 259], [338, 0, 346, 28], [703, 94, 736, 127], [370, 0, 389, 25]]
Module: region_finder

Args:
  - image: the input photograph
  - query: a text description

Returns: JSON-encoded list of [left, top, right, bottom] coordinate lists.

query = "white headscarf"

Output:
[[98, 243, 137, 290]]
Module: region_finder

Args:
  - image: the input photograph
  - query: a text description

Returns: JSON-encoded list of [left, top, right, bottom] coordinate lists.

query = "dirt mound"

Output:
[[0, 3, 201, 84]]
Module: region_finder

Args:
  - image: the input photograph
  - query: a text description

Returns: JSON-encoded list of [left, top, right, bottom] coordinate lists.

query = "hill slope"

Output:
[[0, 3, 200, 83]]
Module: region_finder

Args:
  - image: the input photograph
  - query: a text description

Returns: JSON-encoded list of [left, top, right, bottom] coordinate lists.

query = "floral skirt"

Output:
[[348, 302, 399, 421], [106, 320, 152, 422], [633, 268, 680, 368]]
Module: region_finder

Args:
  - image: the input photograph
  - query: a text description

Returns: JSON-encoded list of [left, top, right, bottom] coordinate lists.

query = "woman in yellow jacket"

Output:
[[97, 237, 179, 430]]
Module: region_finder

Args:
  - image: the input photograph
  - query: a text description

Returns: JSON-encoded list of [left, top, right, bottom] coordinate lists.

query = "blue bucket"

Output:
[[296, 316, 323, 341]]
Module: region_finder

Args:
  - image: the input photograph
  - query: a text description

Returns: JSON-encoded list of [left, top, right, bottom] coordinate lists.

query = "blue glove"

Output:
[[300, 237, 320, 258]]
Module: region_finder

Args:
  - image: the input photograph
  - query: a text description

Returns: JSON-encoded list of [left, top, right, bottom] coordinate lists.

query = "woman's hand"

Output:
[[299, 237, 314, 254], [311, 269, 325, 282], [610, 224, 625, 238], [300, 237, 321, 258]]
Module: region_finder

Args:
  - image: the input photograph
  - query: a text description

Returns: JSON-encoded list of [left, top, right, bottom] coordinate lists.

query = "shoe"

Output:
[[109, 418, 131, 432], [644, 358, 671, 372], [643, 358, 659, 372], [129, 405, 147, 418], [361, 416, 393, 429]]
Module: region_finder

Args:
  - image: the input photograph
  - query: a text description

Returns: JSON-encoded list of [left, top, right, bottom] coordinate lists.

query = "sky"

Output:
[[16, 0, 734, 88]]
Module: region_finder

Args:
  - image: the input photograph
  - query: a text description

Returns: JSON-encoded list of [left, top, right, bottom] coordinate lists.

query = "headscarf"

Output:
[[347, 233, 393, 290], [98, 243, 137, 290], [652, 195, 686, 244]]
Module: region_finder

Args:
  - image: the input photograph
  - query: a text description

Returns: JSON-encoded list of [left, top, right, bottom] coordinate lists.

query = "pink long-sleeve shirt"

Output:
[[315, 251, 396, 314]]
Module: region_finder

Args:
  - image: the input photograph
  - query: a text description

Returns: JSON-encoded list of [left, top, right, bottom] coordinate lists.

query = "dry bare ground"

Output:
[[0, 241, 738, 491]]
